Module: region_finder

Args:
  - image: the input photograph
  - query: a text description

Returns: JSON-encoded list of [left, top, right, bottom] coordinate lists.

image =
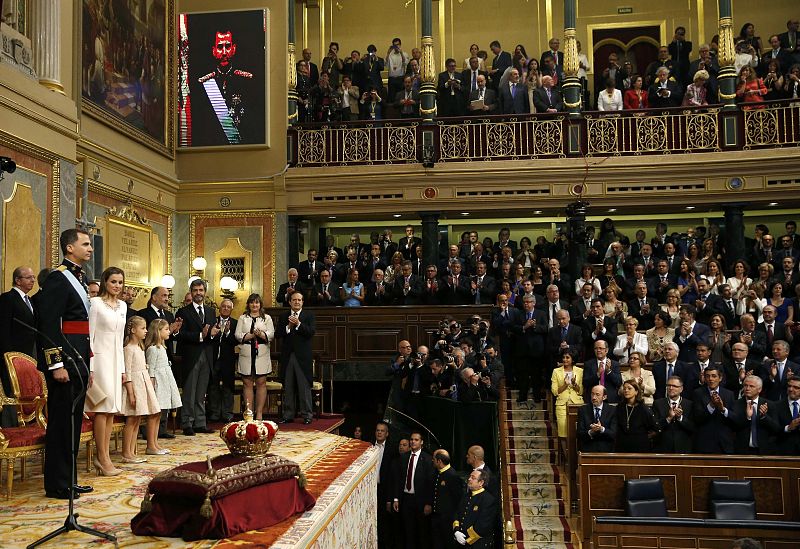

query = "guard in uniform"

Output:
[[431, 449, 464, 549], [36, 229, 95, 499], [452, 469, 496, 548], [192, 30, 262, 145]]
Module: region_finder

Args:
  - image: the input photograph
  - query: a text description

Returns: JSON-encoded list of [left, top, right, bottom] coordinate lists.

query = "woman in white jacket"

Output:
[[613, 317, 649, 365], [235, 293, 275, 419]]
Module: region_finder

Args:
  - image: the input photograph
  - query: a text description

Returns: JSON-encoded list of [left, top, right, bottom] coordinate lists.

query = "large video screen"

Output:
[[178, 9, 266, 147]]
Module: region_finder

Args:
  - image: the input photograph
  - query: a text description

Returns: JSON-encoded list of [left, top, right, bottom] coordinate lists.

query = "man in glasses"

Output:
[[652, 376, 695, 453]]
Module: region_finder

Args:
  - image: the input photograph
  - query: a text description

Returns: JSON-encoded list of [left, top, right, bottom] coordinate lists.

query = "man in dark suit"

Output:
[[577, 385, 617, 452], [461, 56, 487, 98], [394, 261, 423, 305], [667, 27, 693, 85], [694, 277, 727, 326], [760, 34, 793, 76], [470, 261, 497, 305], [309, 268, 341, 306], [175, 279, 216, 436], [398, 225, 422, 260], [0, 266, 37, 427], [488, 40, 512, 89], [437, 58, 466, 117], [778, 19, 800, 59], [582, 299, 617, 359], [692, 365, 737, 454], [393, 431, 434, 549], [275, 268, 307, 307], [547, 310, 584, 371], [139, 286, 181, 438], [582, 340, 623, 404], [491, 294, 518, 383], [297, 248, 323, 288], [497, 68, 528, 114], [366, 269, 394, 306], [652, 342, 690, 400], [716, 284, 742, 331], [755, 305, 790, 359], [533, 75, 563, 113], [394, 76, 421, 118], [36, 229, 94, 499], [467, 74, 497, 114], [537, 284, 570, 330], [512, 296, 548, 403], [362, 243, 388, 283], [626, 282, 659, 330], [732, 375, 780, 455], [674, 304, 711, 364], [734, 314, 768, 362], [452, 469, 497, 548], [623, 264, 656, 300], [652, 376, 694, 453], [439, 262, 471, 305], [776, 378, 800, 455], [760, 339, 800, 401], [571, 282, 594, 325], [207, 299, 238, 423], [297, 48, 319, 86], [648, 66, 681, 107], [723, 342, 761, 396], [540, 38, 564, 71], [431, 449, 464, 549], [374, 421, 397, 548], [276, 292, 316, 424], [652, 260, 679, 302]]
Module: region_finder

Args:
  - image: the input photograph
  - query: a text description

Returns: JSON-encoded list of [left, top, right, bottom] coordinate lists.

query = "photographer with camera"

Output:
[[359, 85, 385, 120], [387, 340, 414, 415], [321, 41, 344, 87], [363, 44, 385, 90]]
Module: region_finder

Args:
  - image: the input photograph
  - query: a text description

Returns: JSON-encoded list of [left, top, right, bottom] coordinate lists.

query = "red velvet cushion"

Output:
[[10, 355, 43, 416], [148, 454, 302, 501], [1, 426, 46, 448]]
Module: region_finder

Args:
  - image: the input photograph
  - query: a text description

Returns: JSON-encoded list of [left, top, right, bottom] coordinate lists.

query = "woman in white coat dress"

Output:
[[235, 293, 275, 420]]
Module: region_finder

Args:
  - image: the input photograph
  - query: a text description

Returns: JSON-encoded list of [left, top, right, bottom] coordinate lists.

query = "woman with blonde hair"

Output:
[[621, 351, 656, 406], [736, 65, 767, 105], [384, 251, 404, 285], [613, 317, 649, 365], [602, 284, 627, 332], [683, 69, 710, 106], [661, 288, 682, 328]]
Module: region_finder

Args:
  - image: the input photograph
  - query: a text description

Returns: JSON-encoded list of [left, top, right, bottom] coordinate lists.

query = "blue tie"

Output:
[[750, 401, 758, 448], [667, 363, 674, 379], [561, 327, 567, 340], [793, 401, 799, 419], [527, 312, 533, 321], [594, 407, 601, 422]]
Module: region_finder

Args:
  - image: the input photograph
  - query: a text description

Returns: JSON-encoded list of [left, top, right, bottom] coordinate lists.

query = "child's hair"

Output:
[[124, 315, 147, 349], [145, 318, 169, 349]]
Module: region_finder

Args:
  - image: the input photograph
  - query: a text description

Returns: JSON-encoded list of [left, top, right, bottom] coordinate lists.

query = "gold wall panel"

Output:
[[213, 237, 253, 319], [2, 184, 42, 292]]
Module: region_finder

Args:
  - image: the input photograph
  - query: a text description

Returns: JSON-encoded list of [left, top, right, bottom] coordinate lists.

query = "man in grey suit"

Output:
[[468, 74, 497, 113], [498, 69, 528, 114], [175, 279, 217, 435]]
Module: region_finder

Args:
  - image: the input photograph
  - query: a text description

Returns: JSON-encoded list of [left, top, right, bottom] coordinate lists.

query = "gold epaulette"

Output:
[[233, 69, 253, 79], [57, 265, 68, 272], [198, 72, 215, 83]]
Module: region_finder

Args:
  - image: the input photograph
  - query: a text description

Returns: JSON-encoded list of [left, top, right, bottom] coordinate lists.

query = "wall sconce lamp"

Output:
[[161, 274, 176, 309], [219, 276, 238, 301]]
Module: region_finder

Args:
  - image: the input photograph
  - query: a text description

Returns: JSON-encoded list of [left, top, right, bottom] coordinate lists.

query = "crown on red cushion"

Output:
[[220, 408, 278, 457]]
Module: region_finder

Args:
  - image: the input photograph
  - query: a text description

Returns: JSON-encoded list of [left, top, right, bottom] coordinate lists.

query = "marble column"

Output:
[[723, 204, 746, 268], [30, 0, 62, 92], [420, 212, 440, 272], [716, 0, 737, 109]]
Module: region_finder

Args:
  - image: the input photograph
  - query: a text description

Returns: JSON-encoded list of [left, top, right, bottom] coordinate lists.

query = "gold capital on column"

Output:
[[563, 28, 579, 77], [420, 36, 436, 84], [288, 43, 297, 90], [717, 17, 736, 67]]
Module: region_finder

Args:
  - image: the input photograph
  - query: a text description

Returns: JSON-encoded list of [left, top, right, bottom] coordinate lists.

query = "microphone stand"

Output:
[[15, 319, 118, 548]]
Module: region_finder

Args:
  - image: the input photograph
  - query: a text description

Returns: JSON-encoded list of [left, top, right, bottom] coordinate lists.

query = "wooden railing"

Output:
[[288, 100, 800, 166]]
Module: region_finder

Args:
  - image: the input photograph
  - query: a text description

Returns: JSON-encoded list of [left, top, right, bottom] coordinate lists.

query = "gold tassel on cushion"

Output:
[[200, 493, 213, 519], [297, 472, 307, 489], [141, 493, 152, 513]]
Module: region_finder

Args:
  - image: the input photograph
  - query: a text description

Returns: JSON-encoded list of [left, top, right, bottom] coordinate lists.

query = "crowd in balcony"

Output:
[[282, 217, 800, 457], [293, 17, 800, 121]]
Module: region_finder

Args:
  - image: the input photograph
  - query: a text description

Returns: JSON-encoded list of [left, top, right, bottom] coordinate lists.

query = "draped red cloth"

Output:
[[130, 476, 316, 541]]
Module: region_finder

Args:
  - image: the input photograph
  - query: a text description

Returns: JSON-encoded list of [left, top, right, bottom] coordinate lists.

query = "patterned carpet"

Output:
[[504, 389, 575, 549], [0, 420, 368, 549]]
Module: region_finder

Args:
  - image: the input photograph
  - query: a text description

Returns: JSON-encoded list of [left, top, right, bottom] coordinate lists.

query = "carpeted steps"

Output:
[[504, 388, 576, 549]]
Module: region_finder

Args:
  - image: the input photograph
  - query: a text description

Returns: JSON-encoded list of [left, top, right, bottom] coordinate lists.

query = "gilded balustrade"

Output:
[[437, 116, 565, 161], [289, 100, 800, 166]]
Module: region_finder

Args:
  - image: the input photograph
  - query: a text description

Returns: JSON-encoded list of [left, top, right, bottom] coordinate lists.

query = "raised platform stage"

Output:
[[0, 417, 377, 548]]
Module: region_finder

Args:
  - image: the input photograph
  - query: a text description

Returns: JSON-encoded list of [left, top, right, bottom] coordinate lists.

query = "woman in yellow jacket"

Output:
[[551, 349, 584, 439]]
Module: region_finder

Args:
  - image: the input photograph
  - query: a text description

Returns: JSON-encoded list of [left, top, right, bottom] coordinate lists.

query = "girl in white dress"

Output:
[[121, 316, 162, 462], [87, 267, 126, 476], [145, 319, 182, 446]]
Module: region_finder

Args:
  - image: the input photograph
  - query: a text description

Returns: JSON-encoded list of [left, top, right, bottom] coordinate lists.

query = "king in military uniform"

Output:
[[36, 229, 95, 499], [452, 469, 497, 548], [191, 29, 262, 146]]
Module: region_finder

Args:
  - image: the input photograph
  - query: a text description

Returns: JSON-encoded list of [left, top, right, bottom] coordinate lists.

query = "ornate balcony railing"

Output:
[[287, 100, 800, 167]]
